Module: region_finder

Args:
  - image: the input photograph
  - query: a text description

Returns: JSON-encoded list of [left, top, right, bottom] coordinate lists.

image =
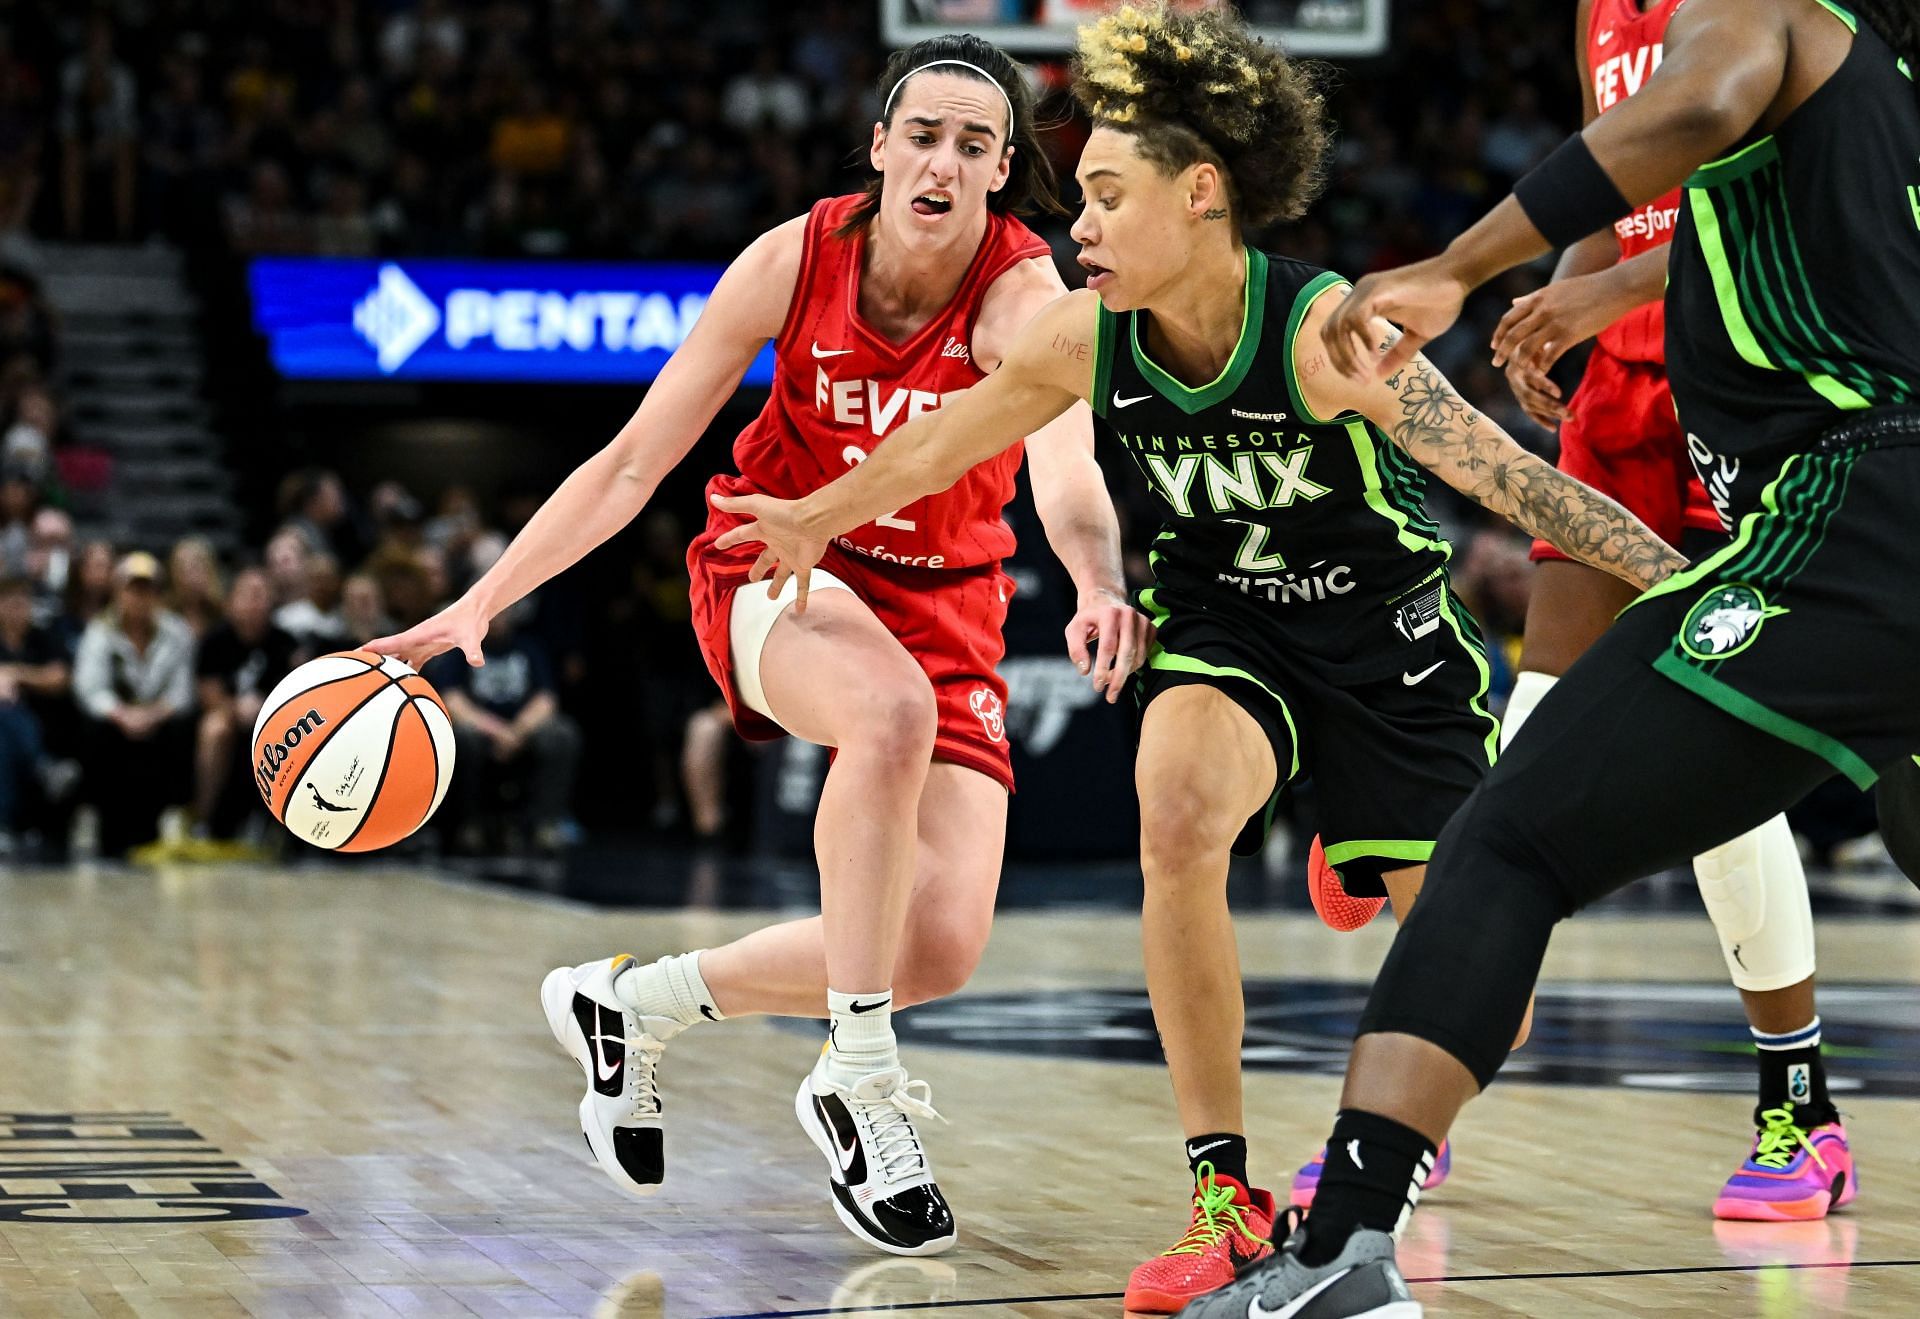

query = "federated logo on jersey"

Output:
[[1680, 583, 1788, 661]]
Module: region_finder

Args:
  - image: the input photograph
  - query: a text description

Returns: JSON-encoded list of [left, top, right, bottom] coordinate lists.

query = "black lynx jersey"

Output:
[[1091, 248, 1451, 671], [1666, 1, 1920, 523]]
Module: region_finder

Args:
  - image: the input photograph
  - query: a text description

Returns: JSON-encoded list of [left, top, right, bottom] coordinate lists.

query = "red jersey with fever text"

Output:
[[1589, 0, 1687, 363], [720, 193, 1048, 570]]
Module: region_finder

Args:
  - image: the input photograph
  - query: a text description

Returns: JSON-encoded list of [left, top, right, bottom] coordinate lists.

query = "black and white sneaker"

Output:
[[795, 1060, 956, 1256], [1175, 1223, 1421, 1318], [540, 955, 678, 1197]]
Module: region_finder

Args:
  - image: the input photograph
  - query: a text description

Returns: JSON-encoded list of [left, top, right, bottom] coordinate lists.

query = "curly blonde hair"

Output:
[[1072, 3, 1329, 228]]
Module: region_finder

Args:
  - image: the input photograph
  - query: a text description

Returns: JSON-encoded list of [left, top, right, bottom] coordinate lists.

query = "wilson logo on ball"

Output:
[[255, 710, 327, 798]]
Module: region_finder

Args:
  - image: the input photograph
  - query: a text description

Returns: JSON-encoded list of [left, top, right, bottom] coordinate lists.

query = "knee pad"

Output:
[[1693, 813, 1816, 992]]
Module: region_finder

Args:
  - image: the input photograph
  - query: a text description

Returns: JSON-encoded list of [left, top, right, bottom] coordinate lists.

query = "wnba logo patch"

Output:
[[968, 688, 1005, 744], [1680, 583, 1787, 661]]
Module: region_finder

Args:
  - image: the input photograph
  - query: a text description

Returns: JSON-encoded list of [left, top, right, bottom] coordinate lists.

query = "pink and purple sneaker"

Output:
[[1289, 1138, 1451, 1209], [1712, 1105, 1857, 1222]]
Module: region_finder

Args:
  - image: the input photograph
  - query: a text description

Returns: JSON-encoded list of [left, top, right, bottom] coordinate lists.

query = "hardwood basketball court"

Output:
[[2, 860, 1915, 1316]]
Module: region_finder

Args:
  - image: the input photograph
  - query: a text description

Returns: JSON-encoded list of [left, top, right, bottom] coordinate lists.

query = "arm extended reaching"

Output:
[[712, 290, 1096, 611], [366, 220, 803, 670], [1324, 0, 1792, 379], [1301, 296, 1686, 591]]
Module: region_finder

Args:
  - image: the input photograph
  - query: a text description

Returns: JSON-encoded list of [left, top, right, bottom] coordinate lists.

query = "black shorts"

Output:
[[1626, 415, 1920, 789], [1135, 571, 1500, 897]]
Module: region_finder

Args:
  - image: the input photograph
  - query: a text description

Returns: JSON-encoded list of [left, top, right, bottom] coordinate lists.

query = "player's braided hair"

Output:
[[1850, 0, 1920, 84], [1071, 3, 1329, 229], [837, 35, 1067, 239]]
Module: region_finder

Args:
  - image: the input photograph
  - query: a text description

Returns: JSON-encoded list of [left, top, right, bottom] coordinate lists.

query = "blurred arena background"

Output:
[[0, 0, 1900, 902]]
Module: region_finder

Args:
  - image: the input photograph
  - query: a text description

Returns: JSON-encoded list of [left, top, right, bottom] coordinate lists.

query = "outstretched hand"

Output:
[[366, 596, 488, 673], [711, 491, 831, 612], [1322, 257, 1470, 380], [1064, 588, 1156, 704]]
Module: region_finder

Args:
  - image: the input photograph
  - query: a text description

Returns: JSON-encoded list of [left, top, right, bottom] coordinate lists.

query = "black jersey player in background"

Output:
[[707, 4, 1685, 1310], [1163, 1, 1920, 1316]]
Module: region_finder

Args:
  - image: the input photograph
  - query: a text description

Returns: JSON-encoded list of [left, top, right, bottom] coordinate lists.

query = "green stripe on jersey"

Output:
[[1128, 248, 1269, 415], [1284, 271, 1351, 425], [1345, 420, 1451, 559], [1091, 304, 1118, 418], [1687, 136, 1778, 190]]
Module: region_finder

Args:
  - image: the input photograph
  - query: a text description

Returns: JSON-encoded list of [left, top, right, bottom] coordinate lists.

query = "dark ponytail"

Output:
[[836, 34, 1068, 239]]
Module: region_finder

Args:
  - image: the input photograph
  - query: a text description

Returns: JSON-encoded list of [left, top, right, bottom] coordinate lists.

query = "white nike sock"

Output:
[[613, 951, 723, 1028], [824, 988, 899, 1085]]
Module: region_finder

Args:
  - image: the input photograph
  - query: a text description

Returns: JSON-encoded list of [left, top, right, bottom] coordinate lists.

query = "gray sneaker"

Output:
[[1177, 1226, 1420, 1318]]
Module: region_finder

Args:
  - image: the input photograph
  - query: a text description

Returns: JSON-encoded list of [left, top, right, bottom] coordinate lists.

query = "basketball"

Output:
[[250, 649, 457, 852]]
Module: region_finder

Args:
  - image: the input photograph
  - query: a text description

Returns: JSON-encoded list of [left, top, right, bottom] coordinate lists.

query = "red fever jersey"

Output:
[[686, 195, 1049, 790], [1589, 0, 1686, 363], [719, 193, 1047, 567]]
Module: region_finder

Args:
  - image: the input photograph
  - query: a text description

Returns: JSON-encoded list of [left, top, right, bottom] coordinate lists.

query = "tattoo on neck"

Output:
[[1201, 208, 1228, 221]]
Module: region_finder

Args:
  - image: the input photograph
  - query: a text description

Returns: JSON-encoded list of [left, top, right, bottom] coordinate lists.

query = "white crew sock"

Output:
[[612, 951, 723, 1029], [824, 988, 899, 1085]]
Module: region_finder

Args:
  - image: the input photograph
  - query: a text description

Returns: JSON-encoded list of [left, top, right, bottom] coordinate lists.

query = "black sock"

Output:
[[1184, 1132, 1249, 1190], [1755, 1042, 1836, 1127], [1298, 1111, 1435, 1268]]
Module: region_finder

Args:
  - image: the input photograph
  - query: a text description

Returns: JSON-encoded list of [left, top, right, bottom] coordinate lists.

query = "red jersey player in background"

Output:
[[370, 36, 1151, 1255], [1490, 0, 1853, 1222]]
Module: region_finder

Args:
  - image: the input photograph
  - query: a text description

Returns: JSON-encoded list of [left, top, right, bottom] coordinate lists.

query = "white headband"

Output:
[[882, 59, 1015, 135]]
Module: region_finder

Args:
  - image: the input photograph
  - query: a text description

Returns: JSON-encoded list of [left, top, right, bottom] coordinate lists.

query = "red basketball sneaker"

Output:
[[1308, 834, 1387, 932], [1123, 1163, 1281, 1314]]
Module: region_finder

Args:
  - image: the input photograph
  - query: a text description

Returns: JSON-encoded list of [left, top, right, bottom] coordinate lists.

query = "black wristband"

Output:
[[1513, 132, 1633, 248]]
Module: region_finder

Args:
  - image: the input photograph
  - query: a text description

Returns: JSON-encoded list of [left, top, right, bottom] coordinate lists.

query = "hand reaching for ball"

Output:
[[367, 595, 489, 672]]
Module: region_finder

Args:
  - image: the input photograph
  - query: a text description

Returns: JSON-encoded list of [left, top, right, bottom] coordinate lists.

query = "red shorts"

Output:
[[687, 477, 1017, 792], [1530, 348, 1723, 563]]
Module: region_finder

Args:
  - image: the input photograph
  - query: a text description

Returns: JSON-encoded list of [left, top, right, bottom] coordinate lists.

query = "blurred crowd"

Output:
[[0, 466, 669, 859]]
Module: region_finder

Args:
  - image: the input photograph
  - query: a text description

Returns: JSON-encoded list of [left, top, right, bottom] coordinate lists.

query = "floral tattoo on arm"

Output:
[[1384, 359, 1687, 590]]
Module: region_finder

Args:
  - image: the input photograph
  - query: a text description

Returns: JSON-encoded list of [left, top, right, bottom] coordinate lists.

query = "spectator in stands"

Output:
[[263, 525, 308, 603], [278, 466, 365, 566], [723, 44, 812, 137], [166, 535, 223, 639], [192, 566, 297, 838], [2, 381, 57, 482], [339, 571, 390, 645], [23, 506, 70, 627], [0, 460, 32, 568], [269, 533, 346, 653], [144, 50, 223, 243], [0, 572, 70, 854], [72, 550, 195, 856], [57, 15, 137, 241], [60, 537, 113, 643], [427, 602, 580, 853]]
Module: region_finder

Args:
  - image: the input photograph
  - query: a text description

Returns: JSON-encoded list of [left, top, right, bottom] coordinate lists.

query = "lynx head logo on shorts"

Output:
[[968, 688, 1006, 744], [1681, 583, 1787, 661]]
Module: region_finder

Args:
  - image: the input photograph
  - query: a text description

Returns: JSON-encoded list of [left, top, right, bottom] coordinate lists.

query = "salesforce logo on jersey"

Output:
[[248, 258, 776, 385]]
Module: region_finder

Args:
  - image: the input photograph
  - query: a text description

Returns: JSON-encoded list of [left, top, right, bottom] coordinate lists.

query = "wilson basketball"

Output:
[[250, 649, 457, 852]]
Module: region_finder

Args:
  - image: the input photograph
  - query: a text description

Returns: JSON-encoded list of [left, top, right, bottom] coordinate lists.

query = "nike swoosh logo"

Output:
[[812, 342, 854, 358], [700, 1003, 719, 1021], [1401, 661, 1445, 686], [1187, 1138, 1231, 1159], [1112, 391, 1153, 408], [1598, 29, 1615, 44], [590, 1033, 625, 1084], [817, 1094, 861, 1173], [1248, 1267, 1353, 1319], [848, 998, 889, 1014], [1346, 1138, 1365, 1170]]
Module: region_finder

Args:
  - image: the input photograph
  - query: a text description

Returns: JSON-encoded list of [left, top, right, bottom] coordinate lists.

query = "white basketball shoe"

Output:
[[794, 1056, 956, 1255], [540, 955, 680, 1196]]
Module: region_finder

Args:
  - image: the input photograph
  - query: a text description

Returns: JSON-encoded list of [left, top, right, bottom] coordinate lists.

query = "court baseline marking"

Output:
[[706, 1258, 1920, 1318]]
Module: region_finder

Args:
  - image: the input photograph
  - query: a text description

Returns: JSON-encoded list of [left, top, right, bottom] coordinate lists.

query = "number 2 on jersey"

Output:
[[841, 446, 917, 531]]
